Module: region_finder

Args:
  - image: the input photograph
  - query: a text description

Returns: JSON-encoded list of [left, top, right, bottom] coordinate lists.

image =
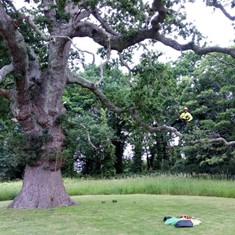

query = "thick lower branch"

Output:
[[192, 137, 235, 146], [0, 63, 14, 82], [67, 73, 124, 114]]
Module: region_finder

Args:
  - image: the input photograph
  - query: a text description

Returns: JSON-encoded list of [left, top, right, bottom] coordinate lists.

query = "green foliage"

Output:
[[172, 51, 202, 77], [1, 131, 52, 168], [0, 131, 25, 181], [170, 52, 235, 175], [131, 134, 143, 173], [218, 108, 235, 122], [79, 0, 149, 35], [55, 0, 70, 21], [77, 0, 99, 8], [199, 119, 216, 130], [162, 1, 203, 43], [130, 55, 177, 123], [0, 98, 24, 181], [101, 143, 116, 177], [64, 112, 116, 176], [62, 69, 119, 176]]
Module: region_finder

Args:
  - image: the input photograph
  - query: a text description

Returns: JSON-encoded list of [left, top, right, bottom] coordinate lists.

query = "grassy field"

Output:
[[64, 175, 235, 198], [0, 175, 235, 201], [1, 194, 235, 235], [1, 175, 235, 201], [1, 175, 235, 234]]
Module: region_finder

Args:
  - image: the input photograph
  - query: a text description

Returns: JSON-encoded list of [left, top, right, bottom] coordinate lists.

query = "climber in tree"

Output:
[[170, 107, 193, 132]]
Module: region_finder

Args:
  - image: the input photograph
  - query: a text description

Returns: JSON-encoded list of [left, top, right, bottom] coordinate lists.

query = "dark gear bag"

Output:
[[175, 220, 193, 228]]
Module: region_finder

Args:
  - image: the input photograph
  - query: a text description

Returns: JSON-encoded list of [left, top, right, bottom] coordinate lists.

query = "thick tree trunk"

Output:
[[8, 163, 77, 209], [113, 140, 124, 174]]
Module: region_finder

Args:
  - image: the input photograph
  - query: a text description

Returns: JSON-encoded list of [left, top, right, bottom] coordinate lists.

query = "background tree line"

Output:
[[1, 51, 235, 180]]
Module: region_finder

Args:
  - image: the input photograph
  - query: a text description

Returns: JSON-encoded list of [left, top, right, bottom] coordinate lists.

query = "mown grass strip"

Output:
[[1, 195, 235, 235]]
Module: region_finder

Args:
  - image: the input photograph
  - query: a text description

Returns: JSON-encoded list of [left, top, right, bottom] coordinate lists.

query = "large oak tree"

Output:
[[0, 0, 234, 208]]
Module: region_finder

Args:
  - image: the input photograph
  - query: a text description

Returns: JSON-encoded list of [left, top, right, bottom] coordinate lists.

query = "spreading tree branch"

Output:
[[211, 0, 235, 21], [209, 54, 235, 67], [69, 20, 235, 58], [118, 52, 133, 87], [192, 137, 235, 146], [26, 17, 50, 41], [67, 72, 124, 114], [130, 110, 183, 137], [80, 124, 98, 149], [92, 8, 119, 36], [2, 0, 234, 148], [96, 34, 112, 86], [67, 72, 183, 137], [67, 72, 235, 147], [0, 64, 14, 82]]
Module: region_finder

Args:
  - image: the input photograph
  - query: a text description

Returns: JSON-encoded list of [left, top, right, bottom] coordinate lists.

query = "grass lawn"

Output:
[[0, 194, 235, 235]]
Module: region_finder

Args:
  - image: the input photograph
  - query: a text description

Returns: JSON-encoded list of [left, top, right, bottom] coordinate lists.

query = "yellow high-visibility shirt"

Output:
[[179, 112, 193, 122]]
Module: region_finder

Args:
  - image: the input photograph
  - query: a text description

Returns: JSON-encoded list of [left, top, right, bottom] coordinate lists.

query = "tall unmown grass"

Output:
[[0, 181, 22, 201], [64, 174, 235, 198], [1, 174, 234, 201]]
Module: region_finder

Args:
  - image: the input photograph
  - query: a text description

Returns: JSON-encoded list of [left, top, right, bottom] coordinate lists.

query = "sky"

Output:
[[185, 1, 234, 46], [157, 1, 235, 61]]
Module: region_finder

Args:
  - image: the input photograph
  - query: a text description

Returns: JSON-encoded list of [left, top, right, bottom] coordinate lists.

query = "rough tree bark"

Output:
[[0, 1, 77, 208], [8, 164, 76, 208]]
